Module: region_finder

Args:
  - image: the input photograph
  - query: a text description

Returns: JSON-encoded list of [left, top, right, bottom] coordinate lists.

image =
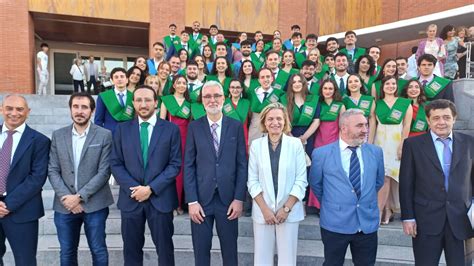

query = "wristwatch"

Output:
[[283, 205, 291, 213]]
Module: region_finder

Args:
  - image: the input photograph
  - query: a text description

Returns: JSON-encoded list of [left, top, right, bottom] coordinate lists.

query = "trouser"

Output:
[[37, 69, 49, 95], [253, 222, 300, 266], [87, 75, 97, 94]]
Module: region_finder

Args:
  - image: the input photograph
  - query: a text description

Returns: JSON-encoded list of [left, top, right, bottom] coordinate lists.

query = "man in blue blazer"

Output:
[[0, 95, 50, 266], [184, 81, 247, 266], [310, 108, 384, 266], [111, 85, 182, 265]]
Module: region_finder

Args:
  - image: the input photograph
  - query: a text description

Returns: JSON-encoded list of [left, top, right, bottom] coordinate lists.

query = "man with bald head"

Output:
[[0, 95, 50, 266]]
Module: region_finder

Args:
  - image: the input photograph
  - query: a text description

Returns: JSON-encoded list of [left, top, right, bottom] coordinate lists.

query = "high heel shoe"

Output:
[[381, 208, 394, 225]]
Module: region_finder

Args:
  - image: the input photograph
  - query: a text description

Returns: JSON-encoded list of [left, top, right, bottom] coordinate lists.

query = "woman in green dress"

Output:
[[354, 55, 377, 94], [400, 79, 429, 137], [372, 59, 398, 99], [343, 74, 377, 143], [374, 76, 413, 225], [281, 50, 299, 75], [157, 61, 172, 96], [206, 56, 233, 96], [224, 79, 251, 151], [238, 60, 259, 96]]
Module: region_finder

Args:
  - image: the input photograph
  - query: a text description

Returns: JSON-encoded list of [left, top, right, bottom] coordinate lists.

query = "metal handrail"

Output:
[[465, 41, 472, 78]]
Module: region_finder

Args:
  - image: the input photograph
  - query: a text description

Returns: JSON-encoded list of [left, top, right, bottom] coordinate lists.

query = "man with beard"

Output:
[[167, 31, 198, 60], [310, 108, 384, 266], [189, 20, 203, 47], [331, 53, 350, 95], [48, 92, 114, 265], [168, 56, 181, 78], [233, 40, 252, 78], [368, 45, 382, 76], [147, 42, 165, 75], [300, 60, 320, 94], [325, 37, 340, 57], [186, 61, 203, 102], [111, 85, 181, 265], [163, 23, 180, 52], [184, 81, 247, 266]]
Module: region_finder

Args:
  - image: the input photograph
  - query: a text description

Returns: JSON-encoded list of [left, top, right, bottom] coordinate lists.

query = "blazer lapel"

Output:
[[333, 141, 351, 187], [64, 125, 74, 166], [78, 124, 97, 163], [421, 133, 443, 173], [147, 119, 164, 160], [217, 116, 229, 159], [360, 144, 371, 196], [130, 119, 144, 168], [261, 136, 276, 202], [10, 125, 34, 170], [450, 132, 464, 173], [276, 135, 289, 203]]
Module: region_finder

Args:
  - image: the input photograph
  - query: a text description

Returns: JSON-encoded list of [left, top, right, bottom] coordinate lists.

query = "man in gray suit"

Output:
[[48, 92, 114, 266]]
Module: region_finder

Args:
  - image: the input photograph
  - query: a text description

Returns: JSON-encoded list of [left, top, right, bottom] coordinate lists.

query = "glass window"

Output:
[[54, 52, 77, 95], [104, 57, 125, 73]]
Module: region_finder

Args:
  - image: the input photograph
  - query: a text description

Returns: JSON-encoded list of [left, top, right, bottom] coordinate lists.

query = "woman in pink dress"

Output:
[[160, 75, 191, 215]]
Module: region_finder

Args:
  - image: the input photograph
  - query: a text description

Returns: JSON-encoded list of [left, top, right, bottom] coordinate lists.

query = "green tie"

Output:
[[140, 122, 150, 169]]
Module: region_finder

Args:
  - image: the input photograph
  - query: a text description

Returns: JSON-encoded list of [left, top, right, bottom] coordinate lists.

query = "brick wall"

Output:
[[278, 0, 308, 39], [0, 0, 35, 94]]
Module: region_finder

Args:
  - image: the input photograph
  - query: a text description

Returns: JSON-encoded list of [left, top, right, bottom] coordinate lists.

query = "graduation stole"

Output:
[[206, 75, 231, 96], [223, 98, 250, 123], [156, 96, 162, 117], [250, 52, 265, 70], [191, 102, 206, 120], [249, 88, 286, 113], [273, 69, 290, 90], [162, 78, 173, 96], [99, 89, 134, 122], [397, 79, 409, 96], [243, 79, 260, 95], [309, 80, 321, 95], [314, 64, 329, 81], [375, 97, 411, 125], [362, 75, 377, 94], [424, 76, 450, 99], [320, 100, 343, 121], [161, 95, 191, 119], [189, 85, 202, 103], [410, 102, 429, 133], [342, 94, 374, 117], [341, 47, 366, 62], [292, 95, 319, 126]]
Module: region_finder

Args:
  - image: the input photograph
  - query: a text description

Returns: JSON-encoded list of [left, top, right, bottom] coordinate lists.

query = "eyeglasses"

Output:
[[202, 94, 224, 100]]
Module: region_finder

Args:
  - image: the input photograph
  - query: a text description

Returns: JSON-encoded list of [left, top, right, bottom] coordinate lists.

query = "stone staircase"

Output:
[[3, 91, 474, 265]]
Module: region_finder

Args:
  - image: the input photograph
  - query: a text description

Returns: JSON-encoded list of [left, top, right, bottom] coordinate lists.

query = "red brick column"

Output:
[[0, 0, 35, 94], [277, 0, 308, 40]]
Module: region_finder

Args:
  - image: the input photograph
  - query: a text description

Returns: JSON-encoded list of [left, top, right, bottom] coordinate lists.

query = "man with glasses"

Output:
[[184, 81, 247, 266]]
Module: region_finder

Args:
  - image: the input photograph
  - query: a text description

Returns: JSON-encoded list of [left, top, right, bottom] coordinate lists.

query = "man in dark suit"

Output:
[[111, 85, 182, 265], [0, 95, 50, 266], [184, 80, 247, 266], [417, 54, 455, 102], [400, 99, 473, 265], [48, 92, 114, 265]]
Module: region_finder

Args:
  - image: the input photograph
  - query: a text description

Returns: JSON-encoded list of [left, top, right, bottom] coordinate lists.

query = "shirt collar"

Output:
[[72, 121, 91, 137], [339, 138, 359, 151], [419, 74, 434, 83], [256, 86, 274, 95], [139, 114, 157, 127], [430, 130, 453, 142], [2, 122, 26, 134], [207, 115, 223, 128], [114, 87, 126, 95]]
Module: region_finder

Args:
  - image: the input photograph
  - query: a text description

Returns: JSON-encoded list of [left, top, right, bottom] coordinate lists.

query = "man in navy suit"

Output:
[[184, 81, 247, 266], [0, 95, 50, 266], [94, 67, 134, 133], [310, 108, 384, 266], [111, 85, 181, 265], [400, 100, 473, 265]]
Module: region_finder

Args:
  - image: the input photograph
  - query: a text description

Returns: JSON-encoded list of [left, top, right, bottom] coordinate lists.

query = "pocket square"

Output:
[[88, 144, 101, 148]]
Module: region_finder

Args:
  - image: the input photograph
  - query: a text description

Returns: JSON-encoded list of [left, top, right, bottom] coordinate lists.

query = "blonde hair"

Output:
[[259, 102, 291, 134], [144, 75, 161, 95]]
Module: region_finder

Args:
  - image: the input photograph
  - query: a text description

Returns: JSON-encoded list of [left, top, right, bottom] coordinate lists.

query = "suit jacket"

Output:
[[399, 132, 474, 240], [94, 95, 119, 133], [184, 116, 247, 207], [247, 135, 308, 224], [310, 141, 385, 234], [426, 75, 455, 103], [84, 62, 99, 81], [48, 123, 114, 214], [111, 117, 181, 213], [1, 124, 50, 223]]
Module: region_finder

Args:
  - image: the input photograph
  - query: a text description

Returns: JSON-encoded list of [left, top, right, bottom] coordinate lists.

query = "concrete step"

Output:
[[4, 234, 428, 266], [38, 209, 413, 248]]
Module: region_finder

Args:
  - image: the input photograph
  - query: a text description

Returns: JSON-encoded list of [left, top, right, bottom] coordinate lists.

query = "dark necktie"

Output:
[[438, 138, 452, 190], [189, 83, 194, 92], [118, 93, 125, 107], [0, 130, 15, 195], [348, 146, 361, 198], [263, 92, 269, 102], [339, 78, 345, 94], [140, 122, 150, 170], [294, 47, 298, 53], [211, 123, 219, 155], [422, 80, 428, 89]]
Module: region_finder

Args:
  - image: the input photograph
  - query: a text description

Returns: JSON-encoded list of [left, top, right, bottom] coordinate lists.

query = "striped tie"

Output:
[[211, 123, 219, 155], [348, 146, 361, 198], [0, 130, 15, 195], [438, 138, 452, 190]]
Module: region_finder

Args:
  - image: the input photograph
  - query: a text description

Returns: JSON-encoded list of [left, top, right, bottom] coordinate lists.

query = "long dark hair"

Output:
[[238, 60, 258, 81], [379, 75, 398, 99], [346, 74, 367, 96], [169, 74, 190, 101], [211, 56, 232, 77], [354, 55, 375, 76], [318, 79, 343, 102], [376, 59, 398, 81], [400, 79, 427, 105]]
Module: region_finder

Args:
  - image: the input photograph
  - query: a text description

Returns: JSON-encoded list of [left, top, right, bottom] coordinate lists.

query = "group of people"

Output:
[[5, 20, 470, 266]]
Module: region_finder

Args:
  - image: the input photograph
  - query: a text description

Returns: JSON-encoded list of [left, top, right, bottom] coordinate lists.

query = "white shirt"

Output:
[[114, 88, 127, 104], [88, 62, 97, 77], [207, 115, 223, 142], [407, 54, 418, 78], [188, 79, 203, 90], [335, 72, 350, 91], [256, 86, 274, 103], [72, 122, 91, 190], [154, 58, 163, 70], [339, 138, 365, 186], [0, 123, 25, 163], [139, 114, 157, 144], [37, 51, 48, 71], [430, 130, 453, 168], [70, 64, 84, 81]]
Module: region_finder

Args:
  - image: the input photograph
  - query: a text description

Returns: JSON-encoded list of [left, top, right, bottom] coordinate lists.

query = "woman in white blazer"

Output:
[[248, 102, 308, 266]]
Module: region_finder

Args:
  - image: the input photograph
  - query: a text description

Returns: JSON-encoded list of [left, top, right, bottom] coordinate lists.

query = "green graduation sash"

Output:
[[363, 75, 377, 95], [424, 76, 450, 99], [320, 101, 343, 121], [295, 53, 306, 69], [243, 79, 260, 96], [191, 102, 206, 120], [223, 98, 250, 123], [249, 87, 287, 113], [373, 80, 381, 99], [315, 64, 329, 81], [375, 97, 411, 125], [273, 70, 290, 90], [292, 95, 319, 126], [397, 79, 409, 96], [161, 95, 191, 119], [99, 89, 134, 122], [342, 94, 374, 117], [162, 78, 173, 96], [309, 81, 321, 95], [250, 52, 265, 71], [340, 47, 366, 62], [189, 85, 202, 103], [164, 35, 181, 50], [206, 75, 231, 96], [410, 103, 428, 133]]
